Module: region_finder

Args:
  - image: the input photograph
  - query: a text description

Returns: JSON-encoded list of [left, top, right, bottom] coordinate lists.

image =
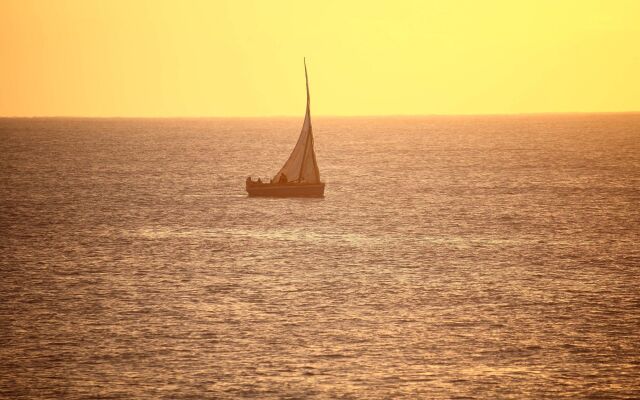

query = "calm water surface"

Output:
[[1, 115, 639, 398]]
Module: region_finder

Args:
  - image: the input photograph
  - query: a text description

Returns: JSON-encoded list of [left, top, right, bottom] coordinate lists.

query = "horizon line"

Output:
[[1, 111, 640, 119]]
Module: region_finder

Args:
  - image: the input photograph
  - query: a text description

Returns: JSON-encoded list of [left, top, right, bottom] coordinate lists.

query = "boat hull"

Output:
[[246, 182, 325, 198]]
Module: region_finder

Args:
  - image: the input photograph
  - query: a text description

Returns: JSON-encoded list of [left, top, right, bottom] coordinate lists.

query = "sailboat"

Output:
[[245, 59, 325, 197]]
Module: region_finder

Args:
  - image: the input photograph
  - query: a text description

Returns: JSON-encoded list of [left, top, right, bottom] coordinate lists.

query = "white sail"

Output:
[[273, 59, 321, 184]]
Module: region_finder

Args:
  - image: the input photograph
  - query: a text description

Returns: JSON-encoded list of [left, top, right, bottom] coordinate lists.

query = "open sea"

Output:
[[1, 115, 639, 399]]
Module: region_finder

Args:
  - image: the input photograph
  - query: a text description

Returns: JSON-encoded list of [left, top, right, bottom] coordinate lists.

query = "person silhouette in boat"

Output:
[[279, 173, 288, 184]]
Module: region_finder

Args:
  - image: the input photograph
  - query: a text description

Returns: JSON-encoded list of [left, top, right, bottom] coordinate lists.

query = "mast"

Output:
[[298, 58, 312, 181]]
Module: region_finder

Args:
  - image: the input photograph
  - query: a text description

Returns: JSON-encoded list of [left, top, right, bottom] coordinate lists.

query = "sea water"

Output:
[[1, 115, 639, 398]]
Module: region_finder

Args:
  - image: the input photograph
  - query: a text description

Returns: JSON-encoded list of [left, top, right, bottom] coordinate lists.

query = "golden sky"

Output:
[[1, 0, 639, 117]]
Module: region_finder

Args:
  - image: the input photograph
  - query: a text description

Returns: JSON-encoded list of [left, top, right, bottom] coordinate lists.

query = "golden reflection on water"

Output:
[[1, 115, 639, 398]]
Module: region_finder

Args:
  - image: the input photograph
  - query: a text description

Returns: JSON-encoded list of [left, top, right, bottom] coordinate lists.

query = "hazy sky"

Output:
[[1, 0, 639, 117]]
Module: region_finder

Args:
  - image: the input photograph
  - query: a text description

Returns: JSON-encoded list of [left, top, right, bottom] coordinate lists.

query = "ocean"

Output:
[[1, 115, 639, 398]]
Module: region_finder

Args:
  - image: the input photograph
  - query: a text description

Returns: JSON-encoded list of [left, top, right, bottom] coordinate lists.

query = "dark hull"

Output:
[[246, 182, 325, 198]]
